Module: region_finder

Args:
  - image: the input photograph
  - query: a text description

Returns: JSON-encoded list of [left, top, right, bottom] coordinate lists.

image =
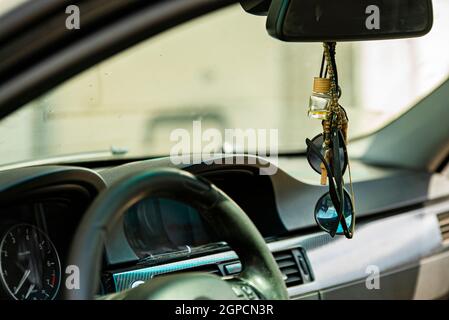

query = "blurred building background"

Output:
[[0, 1, 449, 165]]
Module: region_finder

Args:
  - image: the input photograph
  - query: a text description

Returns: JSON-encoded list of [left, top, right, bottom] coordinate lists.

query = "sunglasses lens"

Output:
[[307, 133, 347, 175], [314, 191, 353, 235]]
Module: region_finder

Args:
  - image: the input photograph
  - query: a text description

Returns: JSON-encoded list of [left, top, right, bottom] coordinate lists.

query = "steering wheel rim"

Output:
[[65, 168, 288, 300]]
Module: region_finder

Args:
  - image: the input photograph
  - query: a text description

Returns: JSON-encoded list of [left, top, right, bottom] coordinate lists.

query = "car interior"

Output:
[[0, 0, 448, 301]]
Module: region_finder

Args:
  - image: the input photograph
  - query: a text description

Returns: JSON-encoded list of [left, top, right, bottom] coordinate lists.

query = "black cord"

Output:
[[320, 52, 325, 78]]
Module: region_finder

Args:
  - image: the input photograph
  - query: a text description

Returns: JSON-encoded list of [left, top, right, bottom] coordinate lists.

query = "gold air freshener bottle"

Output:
[[308, 77, 332, 120]]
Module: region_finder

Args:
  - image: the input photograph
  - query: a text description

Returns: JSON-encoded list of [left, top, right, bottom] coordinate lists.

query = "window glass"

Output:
[[1, 2, 449, 166]]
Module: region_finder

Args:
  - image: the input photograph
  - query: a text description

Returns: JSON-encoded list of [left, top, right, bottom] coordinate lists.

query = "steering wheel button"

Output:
[[231, 286, 245, 297], [241, 285, 253, 294]]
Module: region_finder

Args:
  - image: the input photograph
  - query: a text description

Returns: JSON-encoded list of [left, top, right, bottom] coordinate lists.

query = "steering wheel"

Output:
[[65, 168, 288, 300]]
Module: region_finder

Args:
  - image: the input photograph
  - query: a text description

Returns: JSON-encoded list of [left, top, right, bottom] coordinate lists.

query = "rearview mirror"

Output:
[[266, 0, 433, 42]]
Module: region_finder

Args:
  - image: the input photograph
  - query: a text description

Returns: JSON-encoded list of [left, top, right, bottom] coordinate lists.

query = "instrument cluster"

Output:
[[0, 186, 93, 300]]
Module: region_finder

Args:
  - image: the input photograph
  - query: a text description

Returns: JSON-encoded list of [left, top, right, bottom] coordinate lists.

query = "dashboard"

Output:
[[0, 156, 448, 300]]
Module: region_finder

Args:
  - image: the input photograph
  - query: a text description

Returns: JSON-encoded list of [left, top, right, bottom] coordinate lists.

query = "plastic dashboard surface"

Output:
[[98, 154, 449, 266], [96, 155, 449, 299], [0, 156, 447, 299]]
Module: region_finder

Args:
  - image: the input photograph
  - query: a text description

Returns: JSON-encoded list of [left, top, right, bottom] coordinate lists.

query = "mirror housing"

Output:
[[266, 0, 433, 42], [240, 0, 272, 16]]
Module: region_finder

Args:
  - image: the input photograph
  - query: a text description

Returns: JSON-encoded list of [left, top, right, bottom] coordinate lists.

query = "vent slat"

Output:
[[274, 253, 293, 261], [437, 212, 449, 245], [285, 275, 302, 284], [437, 212, 449, 220], [276, 260, 297, 268], [440, 224, 449, 233], [282, 267, 301, 275], [438, 217, 449, 226]]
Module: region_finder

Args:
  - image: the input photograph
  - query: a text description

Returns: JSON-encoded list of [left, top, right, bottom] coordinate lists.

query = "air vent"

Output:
[[195, 263, 222, 276], [273, 248, 312, 288], [437, 211, 449, 244], [170, 263, 222, 276]]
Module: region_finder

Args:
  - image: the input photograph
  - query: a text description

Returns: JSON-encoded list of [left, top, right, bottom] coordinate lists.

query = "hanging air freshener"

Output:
[[308, 77, 331, 120]]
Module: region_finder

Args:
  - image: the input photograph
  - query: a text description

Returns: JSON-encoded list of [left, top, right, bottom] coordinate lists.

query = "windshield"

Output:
[[1, 2, 449, 166]]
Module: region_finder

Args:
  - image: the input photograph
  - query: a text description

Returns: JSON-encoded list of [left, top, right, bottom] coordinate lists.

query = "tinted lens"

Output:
[[307, 133, 347, 175], [314, 190, 353, 235]]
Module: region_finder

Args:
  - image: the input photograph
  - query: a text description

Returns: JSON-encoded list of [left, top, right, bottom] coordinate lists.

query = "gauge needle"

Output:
[[24, 284, 35, 299], [14, 269, 31, 295]]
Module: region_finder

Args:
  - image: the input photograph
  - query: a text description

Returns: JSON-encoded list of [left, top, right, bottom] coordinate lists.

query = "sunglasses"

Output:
[[305, 117, 355, 238]]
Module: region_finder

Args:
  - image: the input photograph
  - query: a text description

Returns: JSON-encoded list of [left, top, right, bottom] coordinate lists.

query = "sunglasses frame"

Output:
[[306, 118, 354, 238]]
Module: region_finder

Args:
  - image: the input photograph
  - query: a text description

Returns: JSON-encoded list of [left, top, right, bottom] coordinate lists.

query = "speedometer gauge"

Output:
[[0, 224, 61, 300]]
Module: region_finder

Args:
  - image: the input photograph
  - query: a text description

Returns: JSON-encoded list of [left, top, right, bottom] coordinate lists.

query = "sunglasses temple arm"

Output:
[[330, 133, 350, 237], [335, 130, 353, 238], [343, 131, 356, 236], [328, 175, 350, 237]]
